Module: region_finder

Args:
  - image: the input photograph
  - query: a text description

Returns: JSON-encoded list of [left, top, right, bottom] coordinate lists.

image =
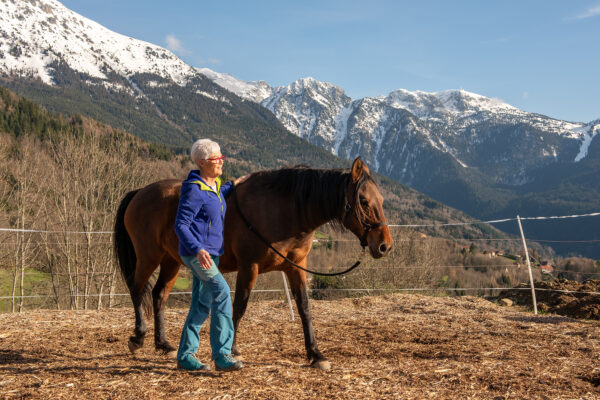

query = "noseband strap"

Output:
[[359, 220, 387, 248]]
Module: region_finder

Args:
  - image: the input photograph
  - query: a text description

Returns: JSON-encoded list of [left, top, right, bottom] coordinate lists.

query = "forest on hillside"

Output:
[[0, 87, 189, 312]]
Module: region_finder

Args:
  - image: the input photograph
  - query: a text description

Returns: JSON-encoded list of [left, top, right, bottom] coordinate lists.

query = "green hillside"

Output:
[[1, 64, 344, 169]]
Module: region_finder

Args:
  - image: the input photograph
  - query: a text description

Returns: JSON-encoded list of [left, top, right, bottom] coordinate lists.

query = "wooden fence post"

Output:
[[281, 271, 294, 321], [517, 215, 538, 315]]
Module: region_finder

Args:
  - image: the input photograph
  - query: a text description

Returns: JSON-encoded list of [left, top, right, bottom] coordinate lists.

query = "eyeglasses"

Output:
[[205, 155, 226, 162]]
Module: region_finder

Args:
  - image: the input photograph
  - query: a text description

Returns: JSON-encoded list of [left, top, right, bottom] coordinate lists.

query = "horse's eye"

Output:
[[360, 198, 369, 206]]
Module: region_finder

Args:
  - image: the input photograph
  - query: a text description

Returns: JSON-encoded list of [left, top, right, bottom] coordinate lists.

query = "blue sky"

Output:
[[61, 0, 600, 123]]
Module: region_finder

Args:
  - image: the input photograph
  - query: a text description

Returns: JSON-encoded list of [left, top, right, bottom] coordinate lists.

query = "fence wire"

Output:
[[1, 211, 599, 234], [2, 286, 599, 301], [1, 211, 599, 310]]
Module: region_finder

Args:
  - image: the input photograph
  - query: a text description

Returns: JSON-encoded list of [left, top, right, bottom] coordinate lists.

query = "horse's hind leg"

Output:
[[129, 257, 157, 354], [152, 255, 180, 357], [285, 264, 330, 371], [231, 262, 259, 356]]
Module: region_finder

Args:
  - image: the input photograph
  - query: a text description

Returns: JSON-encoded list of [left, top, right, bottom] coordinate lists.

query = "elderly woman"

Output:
[[175, 138, 245, 372]]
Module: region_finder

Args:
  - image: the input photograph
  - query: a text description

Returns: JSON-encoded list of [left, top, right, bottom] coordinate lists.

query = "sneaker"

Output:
[[214, 354, 243, 371], [177, 355, 211, 371]]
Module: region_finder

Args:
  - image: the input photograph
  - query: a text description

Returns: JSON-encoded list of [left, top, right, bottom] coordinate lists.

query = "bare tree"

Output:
[[3, 136, 46, 312]]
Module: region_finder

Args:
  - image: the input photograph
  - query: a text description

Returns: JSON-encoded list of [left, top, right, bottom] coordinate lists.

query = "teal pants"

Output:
[[176, 254, 234, 361]]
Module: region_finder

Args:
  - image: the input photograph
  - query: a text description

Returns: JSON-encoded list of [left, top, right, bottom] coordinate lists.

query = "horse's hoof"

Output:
[[165, 350, 177, 359], [311, 360, 331, 371], [128, 339, 142, 354], [156, 343, 177, 358]]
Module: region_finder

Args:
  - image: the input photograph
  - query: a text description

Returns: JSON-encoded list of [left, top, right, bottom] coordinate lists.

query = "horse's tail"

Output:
[[114, 189, 153, 318]]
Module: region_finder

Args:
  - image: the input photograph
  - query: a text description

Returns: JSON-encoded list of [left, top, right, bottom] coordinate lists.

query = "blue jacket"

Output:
[[175, 170, 234, 257]]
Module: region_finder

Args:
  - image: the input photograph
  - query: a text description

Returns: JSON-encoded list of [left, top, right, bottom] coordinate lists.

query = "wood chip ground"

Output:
[[0, 294, 599, 399]]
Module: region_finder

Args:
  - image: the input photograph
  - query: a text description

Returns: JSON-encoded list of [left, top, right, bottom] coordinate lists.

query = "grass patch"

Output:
[[0, 269, 52, 312], [173, 275, 192, 291], [314, 230, 331, 240], [0, 269, 50, 296]]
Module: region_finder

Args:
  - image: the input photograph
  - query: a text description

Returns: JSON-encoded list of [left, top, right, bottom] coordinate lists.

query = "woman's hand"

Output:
[[233, 174, 250, 186], [196, 249, 213, 270]]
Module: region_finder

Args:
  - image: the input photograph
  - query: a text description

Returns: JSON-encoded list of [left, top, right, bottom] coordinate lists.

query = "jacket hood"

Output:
[[185, 170, 203, 182], [184, 170, 222, 192]]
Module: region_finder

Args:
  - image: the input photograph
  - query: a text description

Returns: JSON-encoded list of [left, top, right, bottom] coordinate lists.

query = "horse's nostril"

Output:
[[379, 243, 388, 254]]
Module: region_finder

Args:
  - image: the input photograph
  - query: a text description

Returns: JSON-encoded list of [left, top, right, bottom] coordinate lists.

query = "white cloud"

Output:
[[195, 57, 221, 66], [572, 4, 600, 20], [165, 34, 185, 54], [522, 91, 529, 99], [491, 36, 514, 44]]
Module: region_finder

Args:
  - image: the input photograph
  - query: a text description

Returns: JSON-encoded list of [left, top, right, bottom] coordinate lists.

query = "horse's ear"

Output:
[[351, 157, 369, 183]]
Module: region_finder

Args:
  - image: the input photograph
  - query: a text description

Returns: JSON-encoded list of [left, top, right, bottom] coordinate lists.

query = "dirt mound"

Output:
[[498, 279, 600, 319]]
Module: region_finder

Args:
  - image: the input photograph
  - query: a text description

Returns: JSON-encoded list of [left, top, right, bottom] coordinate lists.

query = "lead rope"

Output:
[[231, 185, 364, 277]]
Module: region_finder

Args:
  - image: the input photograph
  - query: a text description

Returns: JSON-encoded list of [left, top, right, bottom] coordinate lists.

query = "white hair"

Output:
[[191, 139, 220, 164]]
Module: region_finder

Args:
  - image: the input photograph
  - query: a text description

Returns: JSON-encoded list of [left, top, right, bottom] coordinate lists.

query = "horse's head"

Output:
[[342, 157, 393, 259]]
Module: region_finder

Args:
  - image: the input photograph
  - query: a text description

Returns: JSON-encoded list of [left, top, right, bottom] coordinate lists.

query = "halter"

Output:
[[231, 172, 388, 277], [342, 181, 388, 248]]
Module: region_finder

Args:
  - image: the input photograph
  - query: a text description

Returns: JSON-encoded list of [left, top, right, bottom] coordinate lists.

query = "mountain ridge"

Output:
[[1, 0, 598, 256], [199, 68, 596, 166], [198, 69, 600, 257]]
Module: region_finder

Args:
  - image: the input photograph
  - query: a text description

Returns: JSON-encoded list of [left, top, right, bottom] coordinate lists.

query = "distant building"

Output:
[[540, 261, 554, 275]]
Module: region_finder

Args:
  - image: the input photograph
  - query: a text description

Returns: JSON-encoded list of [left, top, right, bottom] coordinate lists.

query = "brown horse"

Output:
[[114, 157, 393, 370]]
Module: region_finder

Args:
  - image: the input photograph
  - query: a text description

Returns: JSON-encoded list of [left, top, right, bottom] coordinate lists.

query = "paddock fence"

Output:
[[1, 212, 599, 315]]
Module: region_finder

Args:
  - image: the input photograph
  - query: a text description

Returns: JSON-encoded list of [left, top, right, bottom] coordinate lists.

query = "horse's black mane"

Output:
[[251, 165, 374, 229]]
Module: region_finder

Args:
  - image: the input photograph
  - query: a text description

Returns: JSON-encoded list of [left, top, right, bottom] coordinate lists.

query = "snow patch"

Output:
[[196, 67, 273, 102], [332, 105, 353, 155], [196, 90, 217, 101], [574, 121, 600, 162]]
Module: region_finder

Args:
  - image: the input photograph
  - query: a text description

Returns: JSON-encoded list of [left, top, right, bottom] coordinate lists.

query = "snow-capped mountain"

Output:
[[0, 0, 197, 86], [200, 68, 598, 189], [0, 0, 259, 147]]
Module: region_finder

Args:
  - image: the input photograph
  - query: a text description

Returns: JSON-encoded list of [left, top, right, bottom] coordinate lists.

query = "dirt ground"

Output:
[[498, 279, 600, 320], [0, 294, 599, 400]]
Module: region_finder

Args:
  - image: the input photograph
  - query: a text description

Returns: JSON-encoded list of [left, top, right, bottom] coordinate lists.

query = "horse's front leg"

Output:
[[152, 255, 180, 357], [231, 263, 259, 356], [285, 264, 330, 371]]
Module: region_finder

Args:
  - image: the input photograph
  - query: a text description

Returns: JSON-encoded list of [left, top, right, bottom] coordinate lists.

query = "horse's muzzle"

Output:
[[379, 243, 390, 255], [368, 227, 393, 258]]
